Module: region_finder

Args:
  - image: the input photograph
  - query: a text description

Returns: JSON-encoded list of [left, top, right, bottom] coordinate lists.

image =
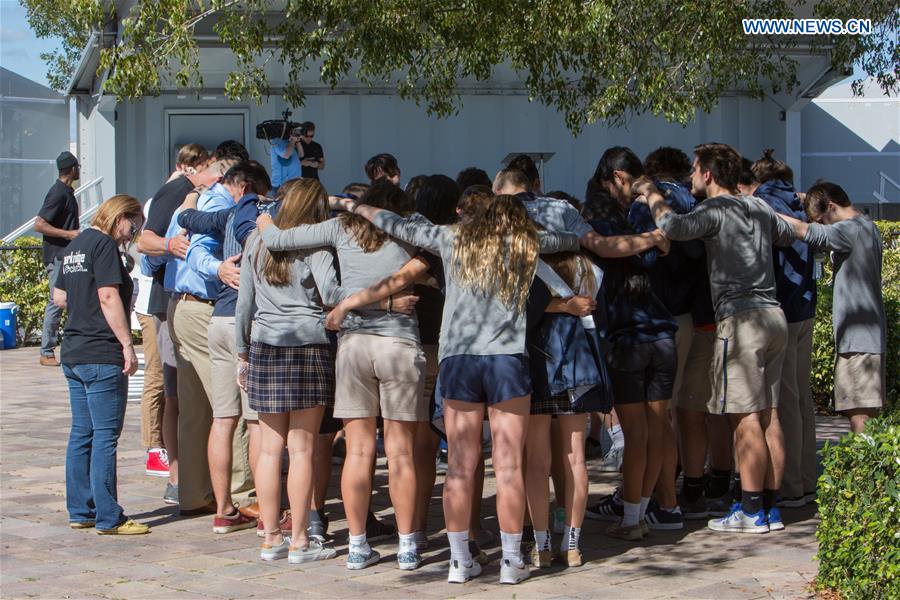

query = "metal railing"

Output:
[[2, 177, 104, 244]]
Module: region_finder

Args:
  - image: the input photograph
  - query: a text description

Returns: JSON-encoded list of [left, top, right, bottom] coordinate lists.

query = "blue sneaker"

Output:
[[397, 549, 421, 570], [767, 507, 785, 531], [707, 505, 769, 534], [346, 547, 380, 570]]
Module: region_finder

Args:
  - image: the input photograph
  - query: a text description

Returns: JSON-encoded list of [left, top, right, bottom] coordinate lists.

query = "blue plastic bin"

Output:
[[0, 302, 18, 349]]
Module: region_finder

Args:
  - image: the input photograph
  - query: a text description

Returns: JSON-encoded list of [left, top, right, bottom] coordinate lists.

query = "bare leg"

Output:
[[487, 396, 530, 533], [556, 414, 587, 528], [760, 407, 785, 492], [247, 420, 260, 485], [645, 400, 676, 507], [730, 412, 768, 493], [413, 423, 439, 533], [286, 406, 324, 548], [443, 400, 484, 533], [257, 412, 289, 546], [524, 415, 552, 532], [615, 403, 649, 504], [383, 419, 418, 535], [341, 418, 377, 536], [311, 432, 336, 512], [845, 408, 880, 434], [209, 416, 239, 514], [677, 408, 708, 479], [470, 457, 486, 534]]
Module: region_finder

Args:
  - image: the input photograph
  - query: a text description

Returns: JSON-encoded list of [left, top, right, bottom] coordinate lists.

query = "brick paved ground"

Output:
[[0, 346, 849, 599]]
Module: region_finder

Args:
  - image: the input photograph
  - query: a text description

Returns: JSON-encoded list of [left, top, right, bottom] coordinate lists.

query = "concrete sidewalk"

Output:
[[0, 346, 848, 599]]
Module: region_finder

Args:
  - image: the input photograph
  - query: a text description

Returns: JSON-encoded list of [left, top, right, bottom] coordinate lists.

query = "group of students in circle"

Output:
[[54, 137, 886, 587]]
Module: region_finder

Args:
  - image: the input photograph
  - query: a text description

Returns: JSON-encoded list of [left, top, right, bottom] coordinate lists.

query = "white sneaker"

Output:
[[447, 557, 482, 583], [288, 539, 337, 563], [708, 507, 769, 534], [499, 557, 530, 584], [260, 535, 291, 561]]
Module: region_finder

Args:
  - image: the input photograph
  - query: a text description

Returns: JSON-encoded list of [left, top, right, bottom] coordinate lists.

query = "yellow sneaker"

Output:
[[69, 521, 95, 529], [97, 519, 150, 535], [530, 546, 553, 568]]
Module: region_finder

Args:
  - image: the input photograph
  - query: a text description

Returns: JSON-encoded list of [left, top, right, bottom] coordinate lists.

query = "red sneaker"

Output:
[[145, 448, 170, 478], [213, 507, 258, 534], [257, 511, 293, 538]]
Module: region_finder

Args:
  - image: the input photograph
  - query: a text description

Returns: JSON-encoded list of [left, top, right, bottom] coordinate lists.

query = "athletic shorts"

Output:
[[609, 337, 677, 404], [438, 353, 532, 406], [834, 352, 884, 412], [710, 307, 787, 415], [334, 332, 427, 422]]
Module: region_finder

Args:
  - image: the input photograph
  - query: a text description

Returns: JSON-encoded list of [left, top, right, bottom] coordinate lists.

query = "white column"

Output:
[[785, 98, 809, 190]]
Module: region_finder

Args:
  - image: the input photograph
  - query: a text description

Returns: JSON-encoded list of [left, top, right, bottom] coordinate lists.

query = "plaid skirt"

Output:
[[248, 341, 335, 413], [530, 391, 580, 416]]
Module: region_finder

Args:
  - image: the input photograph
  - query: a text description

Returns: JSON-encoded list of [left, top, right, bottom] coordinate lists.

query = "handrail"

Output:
[[2, 176, 104, 244], [878, 171, 900, 195]]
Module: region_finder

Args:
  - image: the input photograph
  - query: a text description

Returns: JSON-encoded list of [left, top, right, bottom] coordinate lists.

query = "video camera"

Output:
[[256, 109, 302, 141]]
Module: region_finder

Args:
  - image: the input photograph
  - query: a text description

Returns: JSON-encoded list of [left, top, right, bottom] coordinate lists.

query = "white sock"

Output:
[[398, 532, 416, 553], [533, 529, 550, 552], [500, 530, 523, 563], [447, 530, 471, 563], [610, 424, 624, 447], [561, 526, 580, 551], [639, 496, 651, 519], [349, 533, 370, 554], [622, 501, 641, 527]]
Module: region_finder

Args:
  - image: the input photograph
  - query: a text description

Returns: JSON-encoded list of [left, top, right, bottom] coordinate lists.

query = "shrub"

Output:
[[0, 237, 55, 346], [811, 220, 899, 413], [815, 411, 900, 599]]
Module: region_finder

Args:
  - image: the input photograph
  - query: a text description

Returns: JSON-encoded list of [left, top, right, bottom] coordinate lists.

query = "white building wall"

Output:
[[114, 93, 789, 202]]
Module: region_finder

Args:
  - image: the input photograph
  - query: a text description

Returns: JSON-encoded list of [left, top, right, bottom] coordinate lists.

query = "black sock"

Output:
[[741, 490, 763, 515], [731, 473, 742, 503], [763, 490, 777, 512], [708, 469, 732, 498], [684, 476, 706, 503]]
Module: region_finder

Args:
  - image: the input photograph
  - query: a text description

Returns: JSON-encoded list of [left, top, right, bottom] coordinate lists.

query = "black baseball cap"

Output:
[[56, 151, 79, 171]]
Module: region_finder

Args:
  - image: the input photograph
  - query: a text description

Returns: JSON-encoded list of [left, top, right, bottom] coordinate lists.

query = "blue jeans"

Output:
[[63, 363, 128, 530]]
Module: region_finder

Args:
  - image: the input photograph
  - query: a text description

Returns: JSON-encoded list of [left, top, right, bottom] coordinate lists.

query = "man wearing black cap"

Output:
[[34, 151, 81, 366]]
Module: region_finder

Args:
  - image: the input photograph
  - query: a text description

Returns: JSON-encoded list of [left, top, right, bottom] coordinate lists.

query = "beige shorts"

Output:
[[208, 316, 257, 420], [674, 328, 715, 412], [334, 333, 427, 422], [710, 307, 788, 415], [834, 353, 885, 412]]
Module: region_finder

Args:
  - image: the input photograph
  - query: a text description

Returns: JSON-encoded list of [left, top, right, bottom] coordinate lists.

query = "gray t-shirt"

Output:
[[371, 211, 580, 362], [804, 216, 885, 354], [235, 231, 347, 355], [259, 217, 420, 342], [656, 193, 795, 321], [521, 194, 594, 237]]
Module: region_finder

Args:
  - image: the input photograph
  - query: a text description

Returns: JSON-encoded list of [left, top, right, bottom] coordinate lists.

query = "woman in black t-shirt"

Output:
[[53, 194, 150, 535]]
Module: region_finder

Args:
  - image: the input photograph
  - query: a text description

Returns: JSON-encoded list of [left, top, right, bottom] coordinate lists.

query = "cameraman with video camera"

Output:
[[270, 126, 303, 191]]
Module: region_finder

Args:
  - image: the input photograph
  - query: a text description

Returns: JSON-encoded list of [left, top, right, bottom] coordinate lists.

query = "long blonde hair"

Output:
[[542, 252, 598, 297], [255, 178, 330, 285], [92, 194, 142, 238], [450, 194, 539, 314]]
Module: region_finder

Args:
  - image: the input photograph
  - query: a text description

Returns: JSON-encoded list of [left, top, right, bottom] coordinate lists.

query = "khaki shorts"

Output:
[[709, 307, 788, 415], [208, 316, 257, 420], [674, 328, 715, 412], [834, 353, 885, 412], [334, 333, 427, 422]]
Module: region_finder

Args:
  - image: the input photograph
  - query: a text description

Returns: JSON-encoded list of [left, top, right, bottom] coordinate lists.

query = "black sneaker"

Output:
[[707, 493, 732, 517], [645, 501, 684, 530], [586, 492, 624, 521], [366, 512, 396, 542], [680, 495, 709, 520], [308, 513, 330, 542]]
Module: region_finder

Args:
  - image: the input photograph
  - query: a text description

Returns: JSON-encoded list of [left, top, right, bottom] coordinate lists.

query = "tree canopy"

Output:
[[23, 0, 899, 133]]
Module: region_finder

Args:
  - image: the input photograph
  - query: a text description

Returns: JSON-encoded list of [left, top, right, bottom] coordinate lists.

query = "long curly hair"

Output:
[[256, 178, 329, 286], [450, 194, 539, 314]]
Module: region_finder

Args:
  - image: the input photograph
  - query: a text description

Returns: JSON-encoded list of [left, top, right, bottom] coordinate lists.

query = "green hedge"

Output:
[[0, 236, 54, 346], [811, 221, 899, 413], [816, 411, 900, 599]]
